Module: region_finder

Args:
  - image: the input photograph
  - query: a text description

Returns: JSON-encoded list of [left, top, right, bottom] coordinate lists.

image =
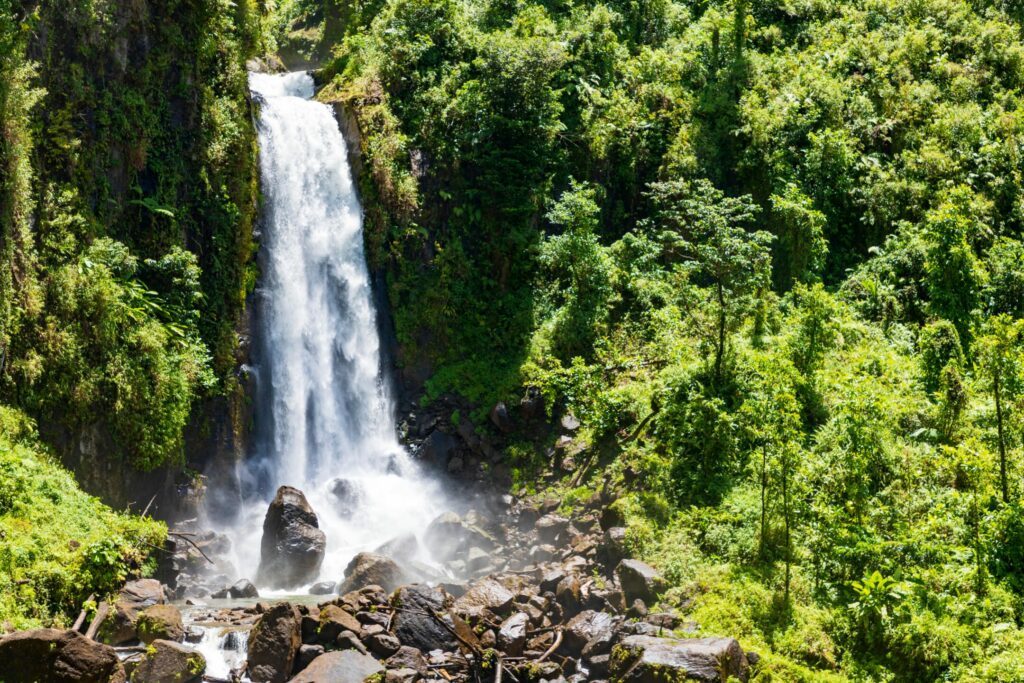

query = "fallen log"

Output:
[[84, 601, 109, 640]]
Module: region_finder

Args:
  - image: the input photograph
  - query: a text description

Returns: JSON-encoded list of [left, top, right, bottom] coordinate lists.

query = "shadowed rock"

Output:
[[390, 584, 457, 652], [98, 578, 166, 645], [246, 602, 301, 683], [0, 629, 126, 683]]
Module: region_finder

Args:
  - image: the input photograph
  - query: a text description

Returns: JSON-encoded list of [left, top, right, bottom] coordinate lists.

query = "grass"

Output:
[[0, 406, 166, 629]]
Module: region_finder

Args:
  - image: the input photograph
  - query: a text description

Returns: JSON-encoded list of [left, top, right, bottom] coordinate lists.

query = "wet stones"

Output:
[[390, 584, 458, 652], [497, 612, 529, 656], [256, 486, 327, 590]]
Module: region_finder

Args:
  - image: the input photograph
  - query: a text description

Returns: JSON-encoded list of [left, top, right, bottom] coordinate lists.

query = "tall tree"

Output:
[[975, 315, 1024, 504], [646, 179, 772, 386]]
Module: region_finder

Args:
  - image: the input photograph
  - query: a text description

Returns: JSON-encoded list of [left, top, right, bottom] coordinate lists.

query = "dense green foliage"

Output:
[[0, 0, 263, 468], [310, 0, 1024, 679], [0, 406, 166, 629]]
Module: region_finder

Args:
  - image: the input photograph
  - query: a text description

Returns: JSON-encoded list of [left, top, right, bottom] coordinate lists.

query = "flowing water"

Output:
[[231, 71, 443, 583]]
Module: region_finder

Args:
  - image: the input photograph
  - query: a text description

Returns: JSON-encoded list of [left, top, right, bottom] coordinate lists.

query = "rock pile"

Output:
[[220, 496, 754, 682]]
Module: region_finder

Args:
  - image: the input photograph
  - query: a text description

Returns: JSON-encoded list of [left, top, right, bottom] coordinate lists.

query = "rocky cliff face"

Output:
[[0, 0, 261, 512]]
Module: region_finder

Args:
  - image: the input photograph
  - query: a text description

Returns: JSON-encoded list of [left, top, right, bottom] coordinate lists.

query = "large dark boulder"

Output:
[[610, 635, 749, 682], [246, 602, 302, 683], [563, 610, 616, 656], [615, 559, 667, 605], [288, 650, 383, 683], [338, 552, 408, 594], [99, 578, 166, 645], [129, 639, 205, 683], [0, 629, 126, 683], [256, 486, 327, 589], [390, 584, 458, 652], [497, 612, 529, 656]]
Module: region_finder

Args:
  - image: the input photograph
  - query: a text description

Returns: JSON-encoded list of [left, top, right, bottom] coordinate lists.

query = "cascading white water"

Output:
[[222, 71, 442, 588]]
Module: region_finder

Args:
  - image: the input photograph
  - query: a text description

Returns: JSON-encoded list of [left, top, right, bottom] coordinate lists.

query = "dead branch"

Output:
[[72, 594, 95, 632], [85, 601, 109, 640], [537, 628, 562, 662], [168, 531, 214, 565]]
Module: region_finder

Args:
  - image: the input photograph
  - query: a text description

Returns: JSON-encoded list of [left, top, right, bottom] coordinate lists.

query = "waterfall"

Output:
[[218, 71, 442, 588]]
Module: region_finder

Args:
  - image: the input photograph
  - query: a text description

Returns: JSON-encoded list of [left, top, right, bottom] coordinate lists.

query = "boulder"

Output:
[[453, 578, 515, 618], [535, 514, 570, 544], [601, 527, 628, 563], [309, 581, 336, 595], [256, 486, 327, 589], [564, 610, 616, 656], [288, 650, 383, 683], [246, 602, 302, 683], [490, 402, 514, 433], [561, 413, 581, 432], [338, 552, 407, 594], [326, 478, 363, 517], [100, 578, 166, 645], [130, 640, 204, 683], [466, 546, 492, 573], [318, 605, 363, 644], [520, 387, 545, 420], [418, 430, 458, 469], [0, 628, 126, 683], [423, 511, 464, 559], [616, 559, 667, 605], [229, 579, 259, 599], [294, 644, 324, 674], [387, 645, 428, 677], [136, 605, 184, 644], [391, 584, 458, 652], [610, 635, 749, 682], [365, 631, 402, 657], [375, 533, 421, 562], [497, 612, 529, 656]]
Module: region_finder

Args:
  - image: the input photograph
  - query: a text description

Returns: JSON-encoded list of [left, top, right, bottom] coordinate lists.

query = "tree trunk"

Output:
[[782, 456, 791, 607], [759, 444, 768, 560], [715, 282, 726, 385], [995, 370, 1009, 504]]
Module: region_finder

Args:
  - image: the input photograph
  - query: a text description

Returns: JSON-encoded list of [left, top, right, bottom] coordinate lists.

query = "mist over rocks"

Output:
[[256, 486, 327, 590], [174, 490, 755, 683]]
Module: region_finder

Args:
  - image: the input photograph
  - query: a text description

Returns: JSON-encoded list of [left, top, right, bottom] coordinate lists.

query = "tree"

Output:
[[742, 355, 802, 605], [923, 187, 988, 352], [770, 184, 828, 289], [985, 237, 1024, 319], [975, 314, 1024, 504], [538, 181, 613, 360], [646, 179, 772, 386]]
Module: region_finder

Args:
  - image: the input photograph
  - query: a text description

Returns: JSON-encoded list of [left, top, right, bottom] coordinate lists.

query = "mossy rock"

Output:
[[136, 604, 184, 644]]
